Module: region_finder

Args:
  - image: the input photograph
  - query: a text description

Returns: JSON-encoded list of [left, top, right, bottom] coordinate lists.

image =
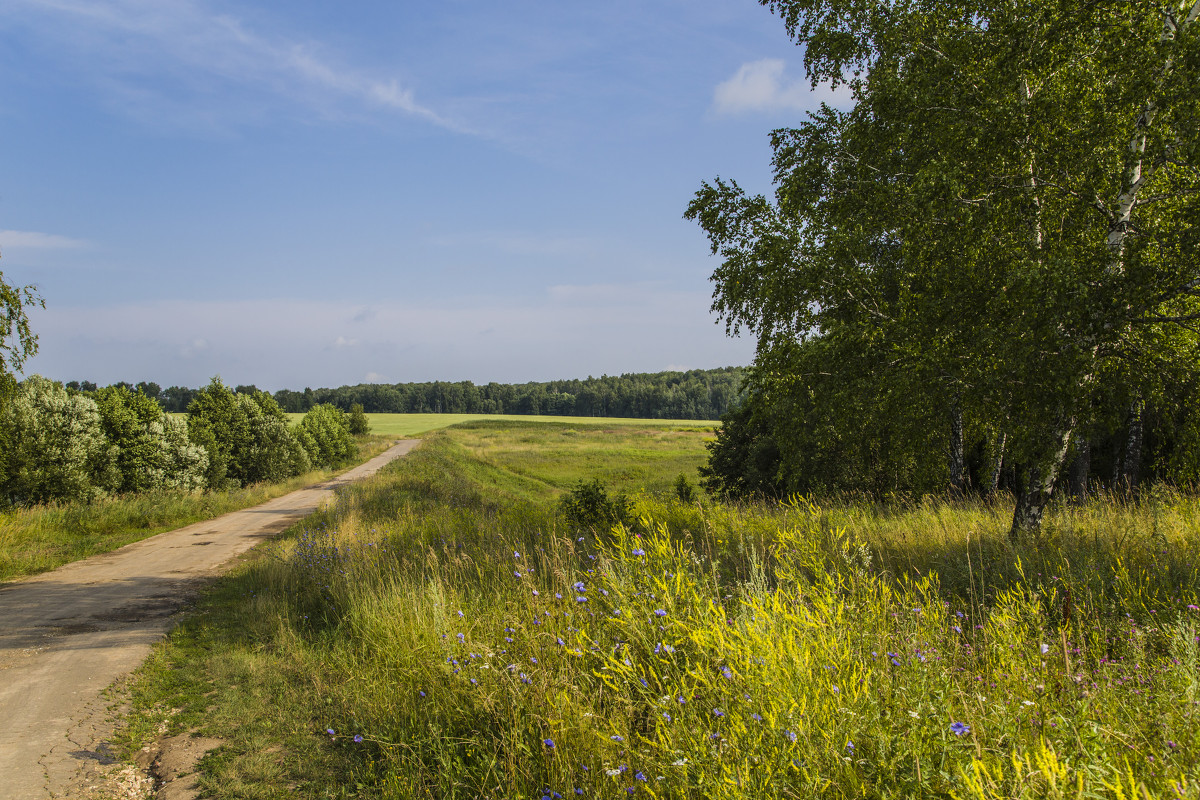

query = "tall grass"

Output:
[[125, 427, 1200, 799]]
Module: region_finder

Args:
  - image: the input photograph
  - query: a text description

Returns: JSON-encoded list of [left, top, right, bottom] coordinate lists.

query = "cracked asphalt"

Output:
[[0, 440, 418, 800]]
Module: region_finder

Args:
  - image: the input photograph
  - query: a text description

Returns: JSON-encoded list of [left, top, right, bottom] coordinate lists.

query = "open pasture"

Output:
[[117, 422, 1200, 799], [282, 412, 714, 439]]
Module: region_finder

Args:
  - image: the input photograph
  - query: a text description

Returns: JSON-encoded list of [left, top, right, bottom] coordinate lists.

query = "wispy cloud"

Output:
[[6, 0, 463, 131], [712, 58, 851, 115], [0, 230, 90, 251], [22, 292, 754, 387]]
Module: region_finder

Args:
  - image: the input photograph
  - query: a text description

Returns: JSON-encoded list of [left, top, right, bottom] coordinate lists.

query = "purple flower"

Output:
[[353, 734, 363, 743], [576, 596, 588, 603], [632, 549, 645, 556], [950, 722, 970, 736], [543, 738, 556, 748], [635, 771, 647, 782], [784, 730, 797, 743], [713, 708, 725, 717], [654, 609, 667, 617], [751, 713, 762, 722], [573, 581, 586, 592], [326, 728, 336, 736], [611, 734, 624, 742]]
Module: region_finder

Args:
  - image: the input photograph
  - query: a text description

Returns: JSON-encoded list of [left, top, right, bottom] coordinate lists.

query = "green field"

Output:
[[115, 420, 1200, 799], [282, 412, 715, 439]]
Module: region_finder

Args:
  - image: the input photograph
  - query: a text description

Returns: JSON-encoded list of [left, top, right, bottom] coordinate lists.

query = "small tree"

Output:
[[348, 403, 370, 436], [298, 403, 356, 468]]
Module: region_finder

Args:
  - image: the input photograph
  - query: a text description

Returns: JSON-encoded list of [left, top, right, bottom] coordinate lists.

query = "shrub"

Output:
[[348, 403, 370, 436], [297, 403, 356, 468], [92, 385, 208, 493], [560, 478, 630, 531], [0, 375, 117, 504]]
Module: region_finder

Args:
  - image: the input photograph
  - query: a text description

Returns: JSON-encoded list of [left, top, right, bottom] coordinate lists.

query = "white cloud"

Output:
[[6, 0, 462, 131], [712, 59, 851, 115], [0, 230, 89, 251]]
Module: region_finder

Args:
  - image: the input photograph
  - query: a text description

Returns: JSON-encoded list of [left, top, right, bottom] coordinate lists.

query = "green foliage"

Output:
[[689, 0, 1200, 531], [0, 375, 117, 505], [347, 403, 370, 436], [297, 403, 356, 468], [560, 478, 631, 531], [92, 385, 207, 494], [0, 268, 42, 377], [187, 378, 309, 489], [673, 472, 696, 504]]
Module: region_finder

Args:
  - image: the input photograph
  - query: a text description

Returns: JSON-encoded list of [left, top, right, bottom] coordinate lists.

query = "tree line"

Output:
[[690, 0, 1200, 537], [66, 367, 746, 420], [0, 376, 362, 507]]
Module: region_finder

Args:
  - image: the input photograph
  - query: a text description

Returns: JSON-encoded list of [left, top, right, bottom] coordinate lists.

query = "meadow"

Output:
[[117, 421, 1200, 799]]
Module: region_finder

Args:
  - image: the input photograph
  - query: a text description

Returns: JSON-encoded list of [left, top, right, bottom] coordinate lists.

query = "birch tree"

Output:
[[689, 0, 1200, 537]]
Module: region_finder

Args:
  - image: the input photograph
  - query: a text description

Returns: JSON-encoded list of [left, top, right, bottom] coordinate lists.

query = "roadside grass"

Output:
[[117, 423, 1200, 798], [0, 436, 394, 583]]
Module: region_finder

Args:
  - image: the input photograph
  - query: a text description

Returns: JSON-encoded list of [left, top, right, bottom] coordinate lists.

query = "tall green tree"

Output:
[[689, 0, 1200, 536]]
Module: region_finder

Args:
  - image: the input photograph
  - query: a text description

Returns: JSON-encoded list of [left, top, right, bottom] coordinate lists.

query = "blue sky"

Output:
[[1, 0, 846, 389]]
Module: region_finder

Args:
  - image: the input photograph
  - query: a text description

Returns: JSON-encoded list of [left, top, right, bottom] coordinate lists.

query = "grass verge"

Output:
[[0, 435, 394, 583], [117, 423, 1200, 799]]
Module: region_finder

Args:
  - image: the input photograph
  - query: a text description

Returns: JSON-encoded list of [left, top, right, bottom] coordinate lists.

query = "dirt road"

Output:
[[0, 440, 419, 800]]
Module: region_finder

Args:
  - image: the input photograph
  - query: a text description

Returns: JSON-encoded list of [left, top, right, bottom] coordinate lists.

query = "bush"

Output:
[[0, 375, 117, 504], [348, 403, 370, 436], [560, 478, 630, 531], [187, 378, 309, 488], [92, 385, 208, 493], [297, 403, 356, 468]]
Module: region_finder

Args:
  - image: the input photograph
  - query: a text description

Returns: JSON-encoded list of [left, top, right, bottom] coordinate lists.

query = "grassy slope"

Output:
[[116, 422, 1200, 799]]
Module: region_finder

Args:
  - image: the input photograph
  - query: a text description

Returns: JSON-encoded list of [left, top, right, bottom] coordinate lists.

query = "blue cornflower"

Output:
[[457, 610, 464, 618], [556, 637, 566, 646], [555, 593, 563, 600], [713, 708, 725, 717], [353, 734, 363, 743], [573, 581, 586, 591], [457, 633, 465, 642], [950, 721, 970, 736], [543, 738, 556, 748], [635, 771, 647, 782], [326, 728, 335, 736], [751, 713, 762, 722], [720, 666, 732, 679], [576, 596, 588, 603], [611, 734, 624, 742], [846, 740, 854, 751], [470, 678, 478, 685], [662, 712, 671, 722], [632, 549, 645, 556], [654, 609, 667, 617], [514, 571, 522, 578], [784, 730, 797, 743], [418, 690, 426, 697]]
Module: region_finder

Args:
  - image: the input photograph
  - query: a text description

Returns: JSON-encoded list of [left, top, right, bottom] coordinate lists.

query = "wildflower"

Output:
[[354, 735, 363, 743], [514, 572, 522, 578], [784, 730, 797, 743], [632, 549, 646, 556], [470, 678, 478, 685], [556, 593, 563, 600], [720, 666, 732, 679], [457, 633, 465, 642], [846, 741, 854, 751], [831, 685, 839, 694], [326, 728, 336, 736], [654, 609, 667, 617], [1040, 643, 1050, 655], [418, 690, 426, 697], [577, 596, 588, 603], [635, 771, 647, 782], [751, 713, 762, 722], [713, 708, 725, 717], [662, 712, 671, 722], [950, 722, 970, 736], [457, 610, 464, 618], [557, 637, 566, 646], [543, 738, 556, 748], [533, 589, 540, 596], [611, 734, 624, 742], [514, 551, 521, 558], [574, 581, 586, 592], [531, 657, 538, 664]]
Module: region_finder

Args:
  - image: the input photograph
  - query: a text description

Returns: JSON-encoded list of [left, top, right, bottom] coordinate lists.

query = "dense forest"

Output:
[[65, 367, 745, 420]]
